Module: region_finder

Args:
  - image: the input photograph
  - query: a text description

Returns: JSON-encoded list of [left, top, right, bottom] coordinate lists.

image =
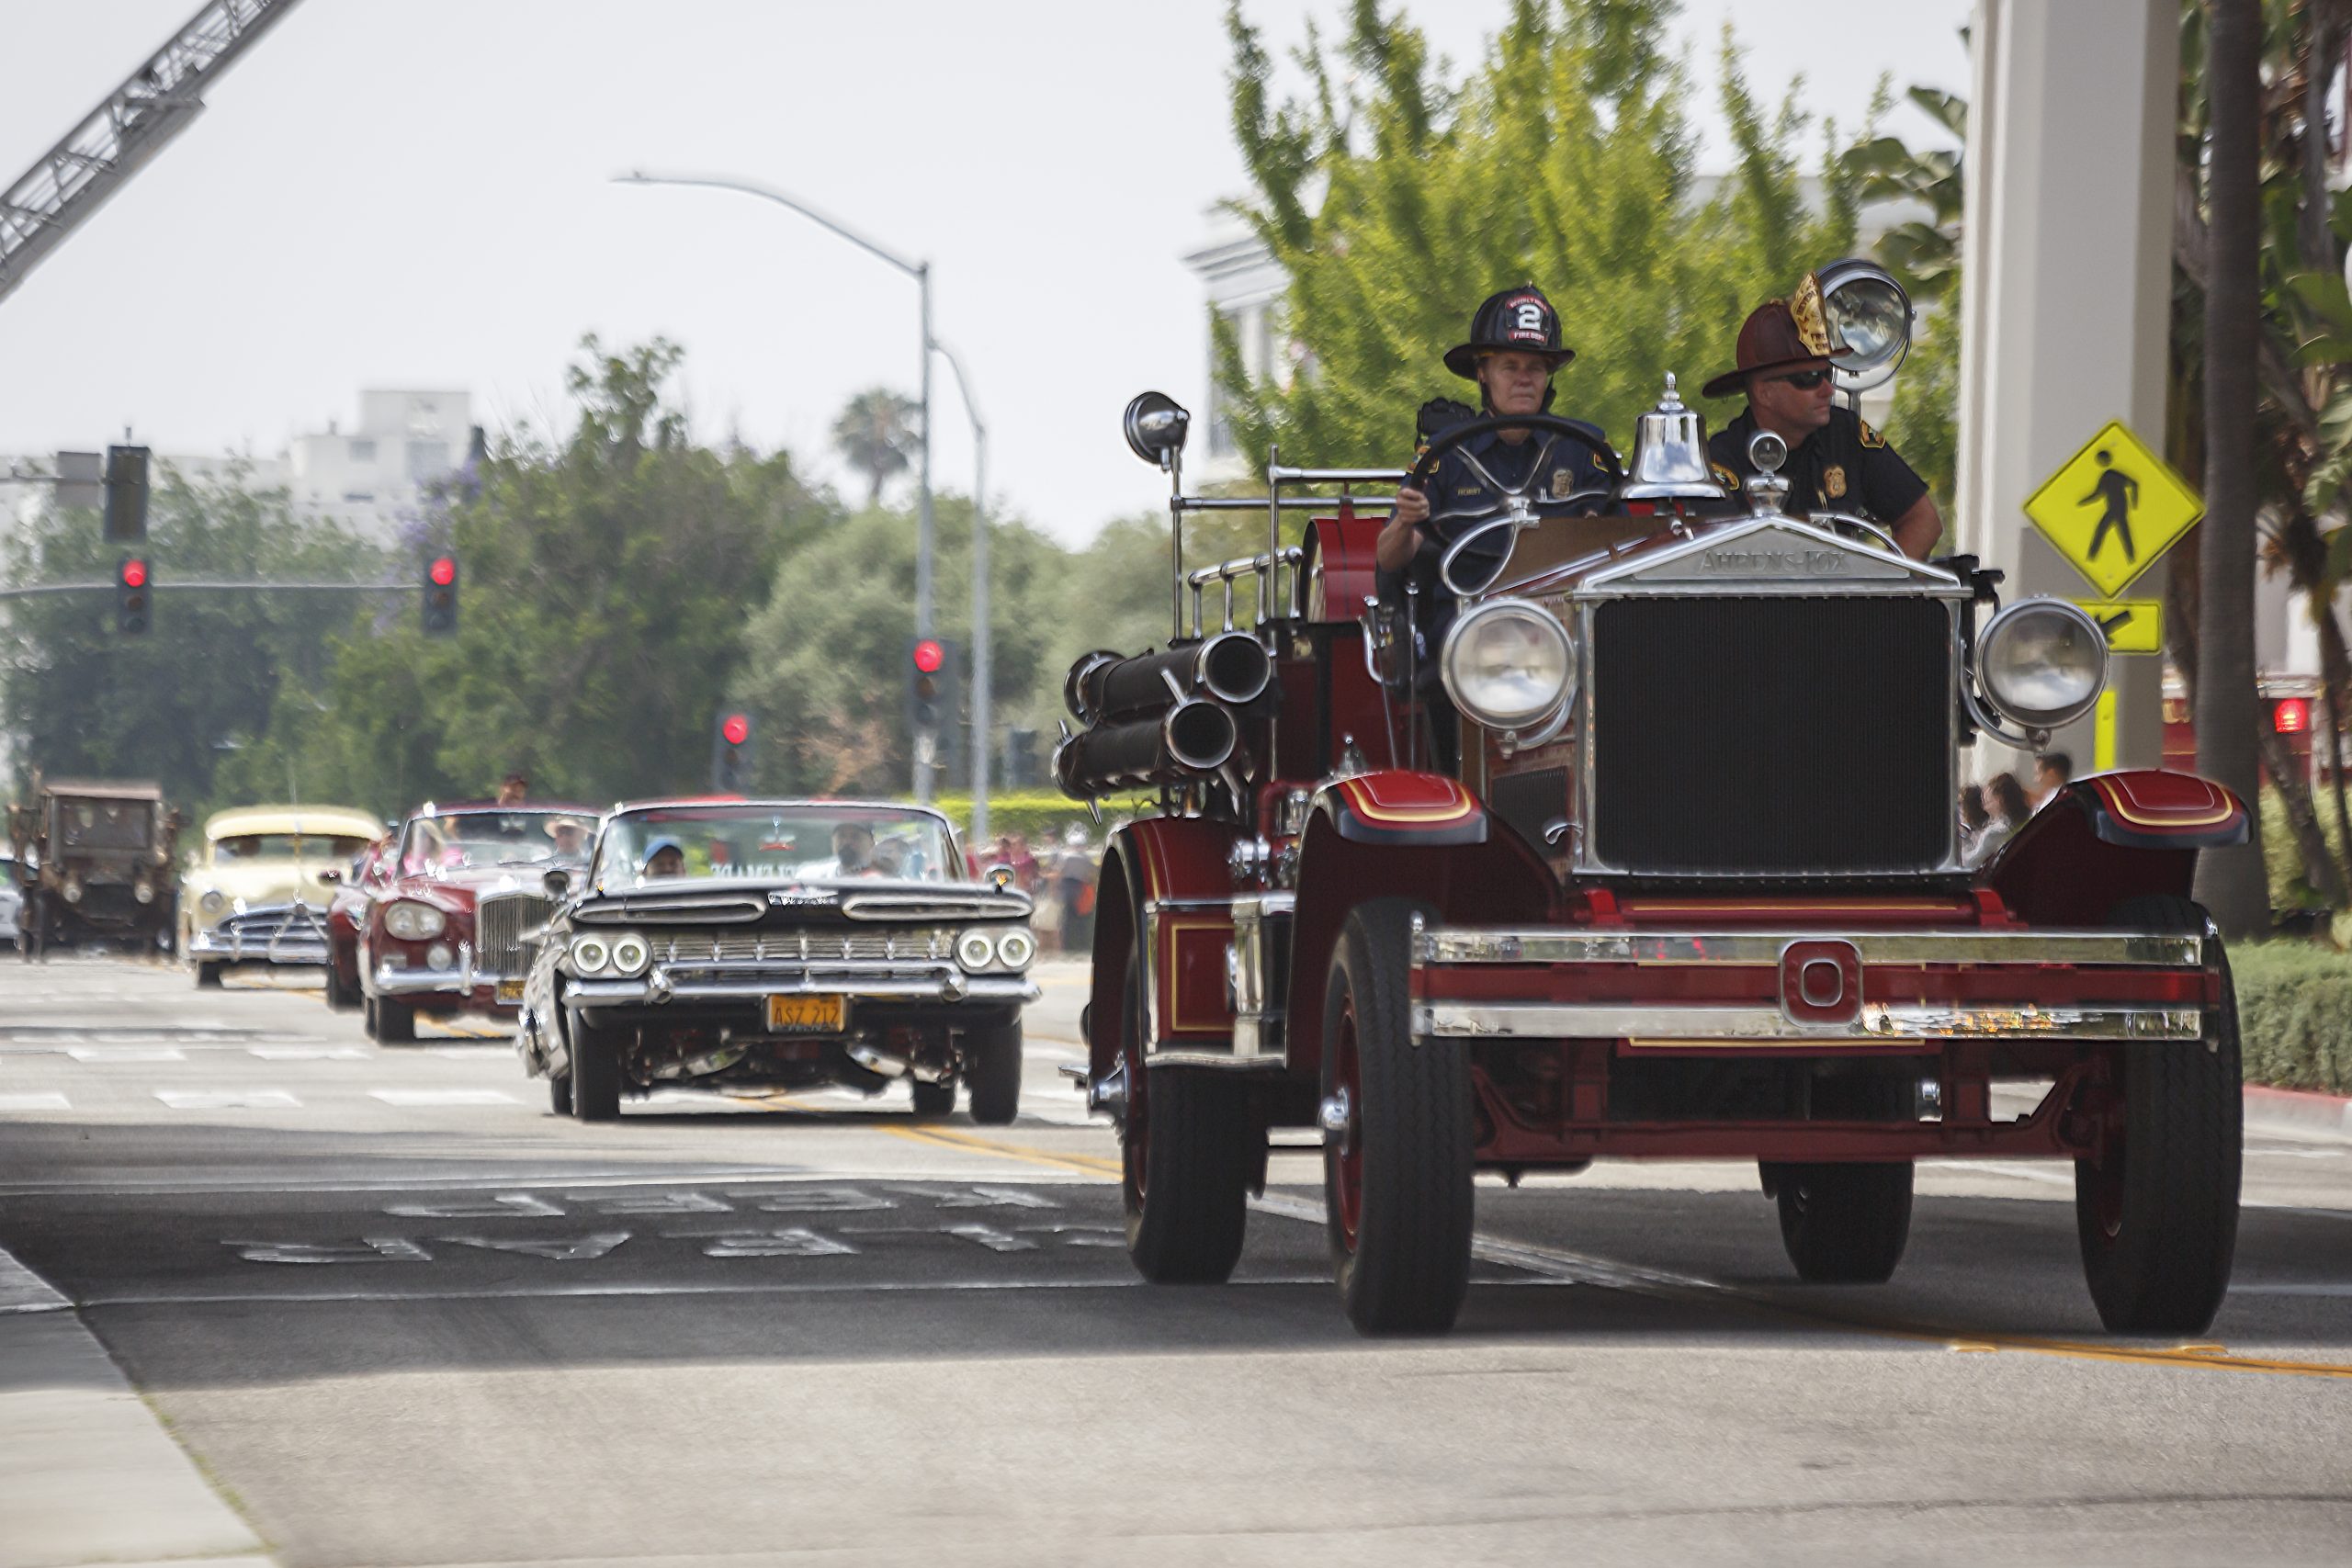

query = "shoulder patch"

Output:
[[1860, 420, 1887, 449], [1709, 460, 1742, 492]]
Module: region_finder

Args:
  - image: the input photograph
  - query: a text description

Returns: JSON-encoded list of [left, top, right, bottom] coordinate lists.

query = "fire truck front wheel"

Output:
[[2075, 895, 2243, 1335], [1119, 953, 1253, 1282], [1324, 898, 1473, 1336]]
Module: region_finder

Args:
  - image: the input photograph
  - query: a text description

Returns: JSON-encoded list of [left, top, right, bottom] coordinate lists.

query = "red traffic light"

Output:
[[120, 558, 147, 588], [912, 638, 945, 674], [721, 714, 751, 747], [428, 556, 457, 587], [2275, 697, 2312, 735]]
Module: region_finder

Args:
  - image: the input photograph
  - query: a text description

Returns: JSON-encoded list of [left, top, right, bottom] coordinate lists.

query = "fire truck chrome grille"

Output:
[[1589, 595, 1953, 875]]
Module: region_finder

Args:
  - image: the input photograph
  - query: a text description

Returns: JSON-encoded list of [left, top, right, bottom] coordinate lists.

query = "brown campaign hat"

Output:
[[1700, 290, 1840, 399]]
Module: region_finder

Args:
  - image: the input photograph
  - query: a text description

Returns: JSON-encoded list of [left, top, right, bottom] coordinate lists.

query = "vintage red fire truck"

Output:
[[1060, 263, 2246, 1337]]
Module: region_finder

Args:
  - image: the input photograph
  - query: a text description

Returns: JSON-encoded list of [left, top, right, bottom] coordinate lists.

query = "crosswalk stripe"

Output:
[[153, 1089, 301, 1110], [369, 1089, 518, 1107], [0, 1092, 70, 1111]]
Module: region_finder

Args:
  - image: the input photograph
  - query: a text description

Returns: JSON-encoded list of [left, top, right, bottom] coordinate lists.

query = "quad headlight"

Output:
[[382, 899, 446, 941], [995, 929, 1036, 971], [954, 927, 1035, 974], [956, 929, 999, 972], [568, 934, 611, 975], [1976, 599, 2109, 729], [1441, 597, 1575, 730], [609, 933, 651, 976]]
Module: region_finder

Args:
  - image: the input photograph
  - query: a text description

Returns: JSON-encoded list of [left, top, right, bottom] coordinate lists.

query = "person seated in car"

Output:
[[639, 837, 686, 882], [1378, 286, 1618, 770], [821, 821, 884, 879], [543, 816, 592, 858]]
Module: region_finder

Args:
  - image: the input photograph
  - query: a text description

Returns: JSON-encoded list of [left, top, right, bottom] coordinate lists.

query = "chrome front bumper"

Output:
[[189, 905, 334, 965], [566, 962, 1040, 1008], [374, 942, 517, 999], [1410, 924, 2216, 1046]]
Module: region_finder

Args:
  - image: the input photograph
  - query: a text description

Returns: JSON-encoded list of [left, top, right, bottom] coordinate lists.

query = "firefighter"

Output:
[[1379, 286, 1617, 769], [1702, 295, 1943, 559]]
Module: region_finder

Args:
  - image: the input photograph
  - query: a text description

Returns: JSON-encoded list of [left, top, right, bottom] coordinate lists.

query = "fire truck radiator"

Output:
[[1589, 596, 1953, 875]]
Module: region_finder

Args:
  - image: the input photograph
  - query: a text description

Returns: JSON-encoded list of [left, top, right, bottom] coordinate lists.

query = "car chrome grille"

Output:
[[1589, 595, 1954, 875], [652, 927, 958, 965], [475, 892, 552, 976], [219, 904, 327, 941]]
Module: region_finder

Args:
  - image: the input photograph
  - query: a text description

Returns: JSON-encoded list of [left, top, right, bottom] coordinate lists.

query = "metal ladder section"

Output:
[[0, 0, 308, 307]]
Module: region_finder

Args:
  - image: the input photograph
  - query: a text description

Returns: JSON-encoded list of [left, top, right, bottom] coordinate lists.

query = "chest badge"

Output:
[[1550, 468, 1576, 499], [1823, 464, 1849, 500]]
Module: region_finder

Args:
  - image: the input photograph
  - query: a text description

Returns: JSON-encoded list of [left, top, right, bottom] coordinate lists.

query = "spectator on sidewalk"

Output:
[[2030, 750, 2073, 811], [1957, 783, 1989, 863], [1966, 773, 2030, 868], [1055, 827, 1098, 954]]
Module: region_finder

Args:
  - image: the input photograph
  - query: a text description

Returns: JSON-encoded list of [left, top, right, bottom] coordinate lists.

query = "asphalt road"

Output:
[[3, 953, 2349, 1567]]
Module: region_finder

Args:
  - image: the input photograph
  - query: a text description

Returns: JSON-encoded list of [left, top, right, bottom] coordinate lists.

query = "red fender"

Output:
[[1315, 771, 1488, 847], [1086, 816, 1241, 1078], [1987, 770, 2247, 926], [1283, 788, 1557, 1081]]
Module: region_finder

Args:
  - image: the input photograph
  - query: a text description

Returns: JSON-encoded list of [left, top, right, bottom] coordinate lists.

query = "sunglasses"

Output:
[[1774, 369, 1832, 389]]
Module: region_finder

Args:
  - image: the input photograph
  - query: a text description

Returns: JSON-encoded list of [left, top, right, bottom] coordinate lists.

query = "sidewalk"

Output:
[[2245, 1082, 2352, 1140], [0, 1247, 272, 1568]]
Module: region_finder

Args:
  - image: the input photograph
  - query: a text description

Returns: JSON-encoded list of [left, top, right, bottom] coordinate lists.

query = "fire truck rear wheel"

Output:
[[1325, 897, 1472, 1336], [1120, 953, 1253, 1282], [2075, 895, 2242, 1334]]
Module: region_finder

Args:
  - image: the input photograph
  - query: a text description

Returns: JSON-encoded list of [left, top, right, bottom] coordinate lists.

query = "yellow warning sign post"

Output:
[[2073, 598, 2164, 654], [2023, 420, 2203, 598]]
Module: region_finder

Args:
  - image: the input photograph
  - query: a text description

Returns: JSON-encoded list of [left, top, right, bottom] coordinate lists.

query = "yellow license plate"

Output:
[[767, 994, 844, 1033], [494, 979, 524, 1004]]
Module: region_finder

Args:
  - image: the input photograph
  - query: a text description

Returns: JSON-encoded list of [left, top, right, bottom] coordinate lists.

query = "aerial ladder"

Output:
[[0, 0, 306, 308]]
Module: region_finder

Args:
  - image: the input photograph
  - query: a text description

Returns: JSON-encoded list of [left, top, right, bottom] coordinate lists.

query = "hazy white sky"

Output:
[[0, 1, 1969, 545]]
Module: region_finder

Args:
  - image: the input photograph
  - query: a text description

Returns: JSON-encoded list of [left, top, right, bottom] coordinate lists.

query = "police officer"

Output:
[[1380, 287, 1616, 768], [1702, 296, 1943, 559]]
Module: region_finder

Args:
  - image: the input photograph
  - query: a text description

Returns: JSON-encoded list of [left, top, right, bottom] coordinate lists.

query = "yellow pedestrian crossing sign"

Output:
[[2024, 420, 2201, 597], [2073, 598, 2164, 654]]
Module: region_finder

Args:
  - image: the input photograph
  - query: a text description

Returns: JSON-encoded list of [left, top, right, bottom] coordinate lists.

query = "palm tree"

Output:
[[831, 389, 920, 509], [2193, 0, 2268, 937]]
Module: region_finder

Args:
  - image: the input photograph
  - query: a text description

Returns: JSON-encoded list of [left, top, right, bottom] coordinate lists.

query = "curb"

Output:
[[2245, 1083, 2352, 1141]]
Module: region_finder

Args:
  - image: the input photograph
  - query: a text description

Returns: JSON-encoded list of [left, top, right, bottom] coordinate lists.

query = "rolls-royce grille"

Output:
[[1590, 596, 1953, 874], [475, 892, 553, 976]]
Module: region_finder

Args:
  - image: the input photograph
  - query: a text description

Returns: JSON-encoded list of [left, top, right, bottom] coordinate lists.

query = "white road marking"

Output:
[[723, 1186, 894, 1213], [369, 1089, 518, 1107], [80, 1272, 1355, 1307], [2230, 1281, 2352, 1296], [223, 1237, 431, 1265], [0, 1167, 1102, 1199], [155, 1089, 300, 1110], [382, 1193, 565, 1219], [439, 1232, 631, 1261], [70, 1046, 185, 1063], [0, 1242, 72, 1313], [921, 1184, 1061, 1211], [695, 1227, 859, 1258], [250, 1045, 370, 1061], [0, 1091, 70, 1111], [565, 1190, 733, 1214]]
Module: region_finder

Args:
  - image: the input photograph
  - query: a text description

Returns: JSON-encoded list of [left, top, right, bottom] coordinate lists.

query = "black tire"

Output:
[[910, 1077, 957, 1119], [570, 1016, 623, 1122], [194, 961, 223, 989], [2075, 895, 2242, 1334], [1120, 951, 1254, 1282], [322, 963, 357, 1011], [548, 1068, 573, 1116], [966, 1021, 1023, 1126], [1324, 897, 1473, 1335], [368, 995, 416, 1044], [1772, 1164, 1914, 1282]]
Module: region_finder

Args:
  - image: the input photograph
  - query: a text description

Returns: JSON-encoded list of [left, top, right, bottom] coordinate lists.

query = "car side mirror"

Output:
[[983, 863, 1015, 892], [542, 868, 571, 898]]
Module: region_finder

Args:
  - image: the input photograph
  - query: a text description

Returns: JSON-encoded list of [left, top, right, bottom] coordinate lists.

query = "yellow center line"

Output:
[[881, 1122, 1120, 1179]]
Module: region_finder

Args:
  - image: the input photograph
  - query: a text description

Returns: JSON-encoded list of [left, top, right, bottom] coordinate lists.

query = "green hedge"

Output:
[[2234, 939, 2352, 1095], [922, 791, 1157, 848]]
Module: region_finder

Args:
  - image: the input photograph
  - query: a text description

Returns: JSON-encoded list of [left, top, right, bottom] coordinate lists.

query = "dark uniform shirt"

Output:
[[1378, 419, 1615, 613], [1706, 405, 1927, 524]]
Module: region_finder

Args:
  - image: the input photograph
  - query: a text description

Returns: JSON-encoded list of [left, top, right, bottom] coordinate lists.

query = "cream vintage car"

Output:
[[180, 805, 383, 987]]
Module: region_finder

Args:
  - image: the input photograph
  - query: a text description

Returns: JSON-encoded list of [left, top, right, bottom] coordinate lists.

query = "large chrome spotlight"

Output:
[[1441, 598, 1575, 730], [1122, 391, 1191, 468], [1976, 599, 2109, 730], [1814, 258, 1913, 392]]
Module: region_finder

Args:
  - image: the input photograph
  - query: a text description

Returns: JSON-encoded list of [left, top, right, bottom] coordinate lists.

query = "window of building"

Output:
[[342, 491, 374, 503], [348, 438, 377, 463]]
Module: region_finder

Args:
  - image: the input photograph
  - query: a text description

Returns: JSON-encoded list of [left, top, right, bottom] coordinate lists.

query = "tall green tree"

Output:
[[1214, 0, 1874, 470], [1, 465, 384, 819], [831, 388, 921, 508]]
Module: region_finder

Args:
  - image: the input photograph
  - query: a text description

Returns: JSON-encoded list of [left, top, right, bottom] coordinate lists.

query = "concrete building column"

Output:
[[1956, 0, 2177, 774]]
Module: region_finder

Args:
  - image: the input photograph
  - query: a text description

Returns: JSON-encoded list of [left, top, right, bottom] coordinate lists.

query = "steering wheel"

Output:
[[1805, 510, 1905, 558], [1402, 413, 1625, 596]]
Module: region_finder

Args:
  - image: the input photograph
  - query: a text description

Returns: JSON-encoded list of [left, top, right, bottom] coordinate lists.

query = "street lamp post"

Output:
[[933, 341, 989, 840], [613, 169, 937, 800]]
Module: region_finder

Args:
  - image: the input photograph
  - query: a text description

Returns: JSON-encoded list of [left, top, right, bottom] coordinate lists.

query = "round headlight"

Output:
[[62, 877, 84, 904], [569, 934, 611, 975], [956, 930, 998, 972], [424, 943, 455, 971], [609, 933, 650, 976], [199, 889, 226, 915], [383, 900, 447, 941], [134, 879, 155, 905], [996, 929, 1035, 971], [1441, 598, 1575, 729], [1977, 600, 2109, 729]]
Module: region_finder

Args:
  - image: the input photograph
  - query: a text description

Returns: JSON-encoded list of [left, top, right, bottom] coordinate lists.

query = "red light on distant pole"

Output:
[[912, 638, 944, 674], [428, 556, 456, 587], [121, 558, 147, 588], [721, 714, 750, 747], [2276, 697, 2312, 735]]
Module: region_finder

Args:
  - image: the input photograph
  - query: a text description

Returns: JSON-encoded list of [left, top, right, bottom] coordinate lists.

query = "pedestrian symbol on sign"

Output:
[[2083, 449, 2140, 563]]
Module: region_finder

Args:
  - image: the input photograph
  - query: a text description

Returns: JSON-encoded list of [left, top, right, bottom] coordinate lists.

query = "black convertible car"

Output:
[[517, 798, 1037, 1122]]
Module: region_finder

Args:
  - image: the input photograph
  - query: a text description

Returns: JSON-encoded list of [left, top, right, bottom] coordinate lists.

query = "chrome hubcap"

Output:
[[1317, 1087, 1353, 1153]]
